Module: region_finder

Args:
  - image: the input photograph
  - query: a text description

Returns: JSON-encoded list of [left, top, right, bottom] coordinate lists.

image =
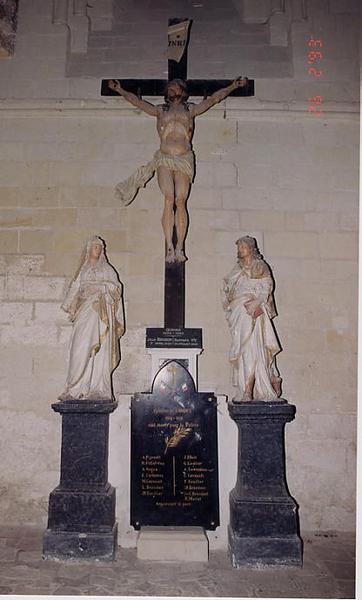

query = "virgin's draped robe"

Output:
[[222, 258, 281, 401], [60, 247, 124, 401]]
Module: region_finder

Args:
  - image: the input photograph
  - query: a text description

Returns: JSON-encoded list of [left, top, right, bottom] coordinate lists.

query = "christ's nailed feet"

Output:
[[165, 247, 176, 263], [175, 248, 187, 263]]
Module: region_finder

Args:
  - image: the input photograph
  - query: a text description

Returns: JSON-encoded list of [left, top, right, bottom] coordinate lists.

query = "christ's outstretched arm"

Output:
[[108, 79, 158, 117], [190, 77, 248, 117]]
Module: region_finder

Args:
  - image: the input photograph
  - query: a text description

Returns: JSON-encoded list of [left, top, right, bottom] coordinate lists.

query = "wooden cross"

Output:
[[101, 19, 254, 330], [101, 18, 254, 100]]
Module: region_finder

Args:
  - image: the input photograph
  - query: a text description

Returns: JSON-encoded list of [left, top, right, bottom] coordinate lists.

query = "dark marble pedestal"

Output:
[[228, 400, 302, 568], [43, 399, 118, 561]]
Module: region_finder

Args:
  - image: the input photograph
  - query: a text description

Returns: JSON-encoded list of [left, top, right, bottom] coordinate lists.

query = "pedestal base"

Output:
[[228, 400, 303, 568], [137, 526, 209, 562], [43, 399, 118, 561], [43, 523, 118, 561], [228, 526, 302, 568], [46, 483, 116, 531]]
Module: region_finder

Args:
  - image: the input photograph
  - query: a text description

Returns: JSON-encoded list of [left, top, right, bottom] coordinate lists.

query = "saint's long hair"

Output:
[[236, 236, 263, 261]]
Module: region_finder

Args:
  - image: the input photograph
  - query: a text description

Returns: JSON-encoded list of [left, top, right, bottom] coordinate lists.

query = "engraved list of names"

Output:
[[130, 361, 219, 529]]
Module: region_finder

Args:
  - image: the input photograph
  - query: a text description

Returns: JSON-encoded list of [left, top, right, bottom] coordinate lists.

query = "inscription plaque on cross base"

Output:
[[146, 327, 202, 349], [131, 361, 219, 530]]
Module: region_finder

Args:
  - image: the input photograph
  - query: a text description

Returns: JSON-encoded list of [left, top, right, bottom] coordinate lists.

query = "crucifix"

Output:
[[167, 363, 178, 387], [101, 18, 254, 329]]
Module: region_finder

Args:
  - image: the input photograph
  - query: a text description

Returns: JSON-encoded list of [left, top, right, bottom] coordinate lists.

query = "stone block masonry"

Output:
[[0, 101, 357, 543], [0, 0, 358, 547], [0, 0, 359, 104]]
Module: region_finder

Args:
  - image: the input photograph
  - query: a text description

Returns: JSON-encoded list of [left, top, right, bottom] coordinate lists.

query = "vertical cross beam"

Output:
[[167, 17, 191, 80], [164, 18, 190, 329]]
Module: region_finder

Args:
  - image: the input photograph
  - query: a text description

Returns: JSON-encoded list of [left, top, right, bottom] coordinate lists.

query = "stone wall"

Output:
[[0, 0, 359, 547], [0, 0, 359, 103]]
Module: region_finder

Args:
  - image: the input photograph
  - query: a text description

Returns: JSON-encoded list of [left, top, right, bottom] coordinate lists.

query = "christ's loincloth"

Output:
[[115, 149, 195, 206]]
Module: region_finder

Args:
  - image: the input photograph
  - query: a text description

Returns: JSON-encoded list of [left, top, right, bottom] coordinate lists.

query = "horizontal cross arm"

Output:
[[101, 78, 254, 98]]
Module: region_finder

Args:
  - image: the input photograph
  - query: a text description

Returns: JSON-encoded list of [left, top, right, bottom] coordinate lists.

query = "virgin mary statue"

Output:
[[59, 236, 124, 401]]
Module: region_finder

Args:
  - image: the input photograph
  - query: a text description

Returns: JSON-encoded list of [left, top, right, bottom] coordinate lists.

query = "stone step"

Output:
[[137, 526, 209, 562]]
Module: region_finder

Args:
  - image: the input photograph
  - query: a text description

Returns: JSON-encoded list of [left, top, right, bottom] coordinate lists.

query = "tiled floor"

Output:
[[0, 526, 355, 598]]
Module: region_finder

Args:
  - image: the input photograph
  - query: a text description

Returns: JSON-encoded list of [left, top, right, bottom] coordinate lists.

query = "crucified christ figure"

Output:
[[109, 77, 248, 263]]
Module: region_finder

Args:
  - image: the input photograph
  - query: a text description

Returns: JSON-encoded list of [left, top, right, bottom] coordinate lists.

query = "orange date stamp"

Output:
[[307, 38, 324, 116]]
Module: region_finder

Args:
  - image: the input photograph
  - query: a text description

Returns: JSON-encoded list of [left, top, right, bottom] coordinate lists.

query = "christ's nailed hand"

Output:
[[108, 79, 121, 93], [234, 76, 248, 87]]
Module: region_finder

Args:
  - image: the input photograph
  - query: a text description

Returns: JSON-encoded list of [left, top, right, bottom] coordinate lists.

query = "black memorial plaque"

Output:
[[146, 328, 202, 349], [131, 361, 219, 530]]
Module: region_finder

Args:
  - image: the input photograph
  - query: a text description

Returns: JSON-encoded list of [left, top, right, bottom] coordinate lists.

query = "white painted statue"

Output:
[[222, 236, 282, 402], [59, 236, 124, 401]]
